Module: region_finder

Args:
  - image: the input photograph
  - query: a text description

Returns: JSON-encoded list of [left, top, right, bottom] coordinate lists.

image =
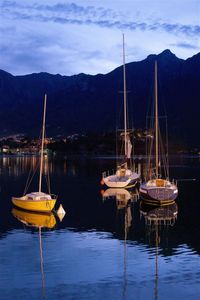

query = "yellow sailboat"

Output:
[[12, 94, 57, 212]]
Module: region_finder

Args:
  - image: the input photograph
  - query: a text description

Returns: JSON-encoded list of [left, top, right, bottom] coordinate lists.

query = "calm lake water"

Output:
[[0, 155, 200, 300]]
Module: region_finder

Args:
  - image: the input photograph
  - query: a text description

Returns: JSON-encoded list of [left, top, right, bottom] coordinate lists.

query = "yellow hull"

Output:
[[12, 197, 56, 213], [12, 208, 56, 228]]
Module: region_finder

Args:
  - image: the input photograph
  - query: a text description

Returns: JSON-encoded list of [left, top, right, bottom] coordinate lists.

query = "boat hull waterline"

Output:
[[12, 196, 56, 213], [139, 182, 178, 203]]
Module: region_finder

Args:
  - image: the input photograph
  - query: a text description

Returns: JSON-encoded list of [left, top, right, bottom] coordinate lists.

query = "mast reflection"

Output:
[[12, 208, 57, 300], [102, 188, 139, 300], [140, 201, 178, 300]]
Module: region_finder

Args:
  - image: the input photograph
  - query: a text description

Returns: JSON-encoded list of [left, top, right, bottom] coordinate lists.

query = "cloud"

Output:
[[1, 1, 200, 37], [171, 42, 199, 50], [1, 1, 200, 75]]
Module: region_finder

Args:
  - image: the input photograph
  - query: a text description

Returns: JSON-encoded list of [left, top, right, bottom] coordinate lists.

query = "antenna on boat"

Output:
[[39, 94, 47, 193]]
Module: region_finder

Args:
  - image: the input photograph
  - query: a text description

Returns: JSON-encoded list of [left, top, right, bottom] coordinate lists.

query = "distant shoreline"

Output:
[[0, 153, 200, 159]]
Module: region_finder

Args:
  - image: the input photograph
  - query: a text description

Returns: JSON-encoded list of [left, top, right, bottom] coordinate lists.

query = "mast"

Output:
[[123, 34, 127, 158], [39, 94, 47, 193], [155, 61, 159, 178]]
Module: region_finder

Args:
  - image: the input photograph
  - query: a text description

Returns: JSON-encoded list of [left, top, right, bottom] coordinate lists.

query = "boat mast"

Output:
[[123, 34, 127, 158], [39, 94, 47, 193], [155, 61, 159, 178]]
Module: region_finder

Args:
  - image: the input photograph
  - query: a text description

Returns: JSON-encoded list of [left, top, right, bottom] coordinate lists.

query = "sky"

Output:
[[1, 0, 200, 76]]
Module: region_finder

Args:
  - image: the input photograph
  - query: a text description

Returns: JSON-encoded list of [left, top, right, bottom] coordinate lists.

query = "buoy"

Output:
[[56, 204, 66, 222], [100, 179, 104, 185]]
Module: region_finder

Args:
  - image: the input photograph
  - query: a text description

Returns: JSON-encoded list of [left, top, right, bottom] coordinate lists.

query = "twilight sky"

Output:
[[0, 0, 200, 76]]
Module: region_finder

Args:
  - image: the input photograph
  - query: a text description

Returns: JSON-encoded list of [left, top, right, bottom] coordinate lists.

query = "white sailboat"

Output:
[[139, 61, 178, 204], [12, 94, 57, 212], [102, 35, 140, 188]]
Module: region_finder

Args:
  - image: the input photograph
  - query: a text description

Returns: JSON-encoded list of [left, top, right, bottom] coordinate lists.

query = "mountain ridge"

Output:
[[0, 49, 200, 149]]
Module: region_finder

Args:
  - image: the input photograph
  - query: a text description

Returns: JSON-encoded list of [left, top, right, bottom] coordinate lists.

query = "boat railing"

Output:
[[102, 169, 115, 178], [145, 216, 177, 226]]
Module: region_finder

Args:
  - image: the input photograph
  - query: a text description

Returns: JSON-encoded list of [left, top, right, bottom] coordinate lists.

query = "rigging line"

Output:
[[39, 94, 47, 193], [146, 78, 154, 122], [44, 164, 51, 195], [47, 156, 51, 195], [47, 168, 51, 194], [23, 161, 39, 195], [115, 126, 118, 167], [148, 123, 155, 180], [145, 116, 148, 177], [157, 70, 168, 122], [158, 127, 163, 178], [23, 161, 34, 195], [165, 116, 169, 178], [146, 89, 156, 180], [24, 118, 43, 195], [44, 116, 51, 194], [158, 125, 169, 179], [44, 129, 51, 195]]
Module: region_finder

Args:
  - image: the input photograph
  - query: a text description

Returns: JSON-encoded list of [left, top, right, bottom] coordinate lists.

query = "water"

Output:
[[0, 155, 200, 299]]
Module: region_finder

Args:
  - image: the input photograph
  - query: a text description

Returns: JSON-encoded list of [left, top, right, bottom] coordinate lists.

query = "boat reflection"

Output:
[[102, 188, 138, 300], [140, 201, 178, 228], [102, 188, 139, 206], [140, 201, 178, 300], [102, 188, 139, 238], [12, 208, 57, 300], [12, 208, 56, 229]]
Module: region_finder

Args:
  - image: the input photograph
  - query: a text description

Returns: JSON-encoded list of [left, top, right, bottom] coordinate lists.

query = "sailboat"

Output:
[[139, 61, 178, 204], [102, 35, 140, 188], [12, 94, 57, 212]]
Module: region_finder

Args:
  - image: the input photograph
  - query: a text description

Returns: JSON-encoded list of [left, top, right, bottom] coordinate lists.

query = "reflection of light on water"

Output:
[[0, 155, 80, 179]]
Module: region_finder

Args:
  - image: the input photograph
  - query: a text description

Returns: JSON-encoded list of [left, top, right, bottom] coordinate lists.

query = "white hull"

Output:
[[103, 171, 139, 188]]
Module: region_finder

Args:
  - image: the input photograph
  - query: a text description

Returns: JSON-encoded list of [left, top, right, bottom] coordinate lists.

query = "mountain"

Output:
[[0, 49, 200, 149]]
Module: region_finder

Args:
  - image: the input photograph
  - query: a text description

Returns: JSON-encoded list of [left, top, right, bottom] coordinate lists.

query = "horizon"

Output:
[[0, 48, 197, 77]]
